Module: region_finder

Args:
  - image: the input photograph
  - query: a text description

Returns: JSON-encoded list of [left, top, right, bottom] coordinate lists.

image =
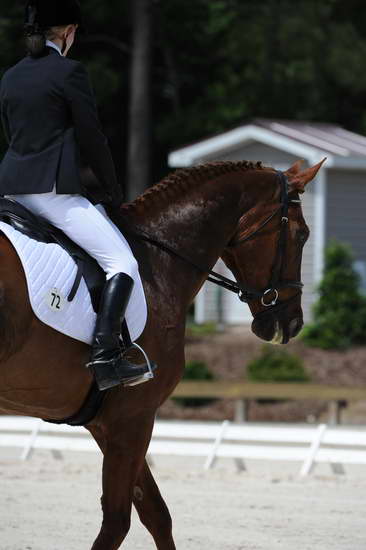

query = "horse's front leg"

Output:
[[90, 416, 154, 550], [133, 459, 176, 550]]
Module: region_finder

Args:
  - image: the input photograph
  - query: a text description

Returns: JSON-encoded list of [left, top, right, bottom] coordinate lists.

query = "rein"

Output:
[[126, 229, 256, 299], [125, 170, 303, 314]]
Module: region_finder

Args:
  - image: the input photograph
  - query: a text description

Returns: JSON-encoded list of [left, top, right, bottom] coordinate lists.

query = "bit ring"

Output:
[[261, 288, 279, 307]]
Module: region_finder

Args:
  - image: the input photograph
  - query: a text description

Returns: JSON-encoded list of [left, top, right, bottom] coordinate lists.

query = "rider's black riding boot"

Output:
[[87, 273, 152, 391]]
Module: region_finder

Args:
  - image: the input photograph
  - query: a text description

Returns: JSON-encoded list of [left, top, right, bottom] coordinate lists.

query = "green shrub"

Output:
[[174, 360, 216, 408], [301, 241, 366, 349], [184, 360, 214, 380], [247, 345, 309, 383]]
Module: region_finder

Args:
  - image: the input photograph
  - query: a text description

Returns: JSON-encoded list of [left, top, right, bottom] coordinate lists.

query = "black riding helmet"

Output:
[[24, 0, 83, 34]]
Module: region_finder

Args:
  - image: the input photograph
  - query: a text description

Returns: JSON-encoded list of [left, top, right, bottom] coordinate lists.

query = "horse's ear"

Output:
[[287, 158, 327, 194], [284, 159, 305, 177]]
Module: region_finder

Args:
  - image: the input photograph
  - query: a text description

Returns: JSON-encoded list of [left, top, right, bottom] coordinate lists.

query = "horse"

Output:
[[0, 158, 323, 549]]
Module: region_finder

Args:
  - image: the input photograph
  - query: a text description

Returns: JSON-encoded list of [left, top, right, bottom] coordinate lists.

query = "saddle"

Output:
[[0, 197, 105, 312], [0, 198, 136, 349]]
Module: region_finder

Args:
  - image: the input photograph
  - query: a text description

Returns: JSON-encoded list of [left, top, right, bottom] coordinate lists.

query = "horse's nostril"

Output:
[[289, 317, 303, 337]]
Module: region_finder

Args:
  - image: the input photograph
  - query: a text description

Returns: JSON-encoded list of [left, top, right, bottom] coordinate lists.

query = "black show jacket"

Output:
[[0, 47, 119, 197]]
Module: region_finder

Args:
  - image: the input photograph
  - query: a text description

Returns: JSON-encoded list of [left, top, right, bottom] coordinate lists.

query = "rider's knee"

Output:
[[125, 257, 139, 280]]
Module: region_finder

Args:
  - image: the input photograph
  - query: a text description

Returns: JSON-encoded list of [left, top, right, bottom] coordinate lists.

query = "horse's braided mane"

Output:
[[122, 160, 264, 214]]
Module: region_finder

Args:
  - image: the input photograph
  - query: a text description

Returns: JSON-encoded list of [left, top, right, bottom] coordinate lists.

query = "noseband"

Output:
[[228, 170, 304, 317], [124, 170, 303, 318]]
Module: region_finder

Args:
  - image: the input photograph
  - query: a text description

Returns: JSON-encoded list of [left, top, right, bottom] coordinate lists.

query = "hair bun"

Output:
[[24, 3, 44, 37], [24, 24, 43, 37], [24, 2, 46, 58]]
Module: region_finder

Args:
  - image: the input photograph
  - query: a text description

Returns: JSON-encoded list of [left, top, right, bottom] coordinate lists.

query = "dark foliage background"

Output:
[[1, 0, 366, 197]]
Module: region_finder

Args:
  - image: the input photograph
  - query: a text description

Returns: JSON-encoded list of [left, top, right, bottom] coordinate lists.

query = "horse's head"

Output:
[[221, 159, 325, 344]]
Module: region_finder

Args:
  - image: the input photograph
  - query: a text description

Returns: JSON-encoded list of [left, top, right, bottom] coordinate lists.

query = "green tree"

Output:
[[3, 1, 366, 192], [302, 241, 366, 349]]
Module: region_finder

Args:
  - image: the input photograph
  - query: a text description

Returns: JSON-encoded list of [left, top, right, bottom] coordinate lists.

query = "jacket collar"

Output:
[[45, 40, 62, 56]]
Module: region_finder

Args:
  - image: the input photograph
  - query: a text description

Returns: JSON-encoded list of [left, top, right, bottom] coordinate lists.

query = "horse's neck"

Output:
[[125, 175, 246, 311]]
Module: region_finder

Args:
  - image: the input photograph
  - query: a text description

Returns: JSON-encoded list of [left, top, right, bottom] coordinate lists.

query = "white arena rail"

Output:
[[0, 416, 366, 476]]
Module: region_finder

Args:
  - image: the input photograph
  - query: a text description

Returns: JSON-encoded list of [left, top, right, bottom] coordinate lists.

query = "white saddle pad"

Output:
[[0, 222, 148, 345]]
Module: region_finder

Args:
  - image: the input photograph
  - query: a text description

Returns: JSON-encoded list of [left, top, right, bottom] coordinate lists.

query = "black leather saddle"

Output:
[[0, 197, 105, 312]]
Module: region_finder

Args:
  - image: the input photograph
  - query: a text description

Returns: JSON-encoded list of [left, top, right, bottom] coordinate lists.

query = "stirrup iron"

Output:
[[121, 343, 155, 387]]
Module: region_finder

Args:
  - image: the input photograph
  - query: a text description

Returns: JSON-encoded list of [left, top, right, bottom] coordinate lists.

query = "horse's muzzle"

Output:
[[251, 311, 303, 344]]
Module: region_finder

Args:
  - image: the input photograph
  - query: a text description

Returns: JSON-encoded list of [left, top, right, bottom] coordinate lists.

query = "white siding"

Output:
[[326, 170, 366, 261], [301, 180, 316, 322]]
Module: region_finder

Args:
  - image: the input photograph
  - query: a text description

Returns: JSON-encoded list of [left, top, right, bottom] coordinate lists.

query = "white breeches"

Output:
[[6, 188, 139, 280]]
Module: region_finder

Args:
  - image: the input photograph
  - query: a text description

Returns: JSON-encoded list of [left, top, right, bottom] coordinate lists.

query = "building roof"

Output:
[[168, 118, 366, 170], [255, 119, 366, 157]]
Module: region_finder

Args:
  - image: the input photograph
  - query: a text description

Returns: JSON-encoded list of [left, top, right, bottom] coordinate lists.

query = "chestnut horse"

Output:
[[0, 159, 322, 549]]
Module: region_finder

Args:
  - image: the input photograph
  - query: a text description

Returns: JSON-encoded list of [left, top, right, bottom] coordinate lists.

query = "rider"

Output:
[[0, 0, 153, 391]]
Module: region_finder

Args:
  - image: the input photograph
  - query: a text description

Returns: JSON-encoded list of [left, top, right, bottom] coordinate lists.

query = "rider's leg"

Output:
[[88, 271, 152, 390], [6, 189, 153, 390]]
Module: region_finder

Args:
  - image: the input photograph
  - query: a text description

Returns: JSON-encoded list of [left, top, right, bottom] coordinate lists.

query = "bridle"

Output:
[[125, 170, 304, 318], [227, 170, 304, 316]]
